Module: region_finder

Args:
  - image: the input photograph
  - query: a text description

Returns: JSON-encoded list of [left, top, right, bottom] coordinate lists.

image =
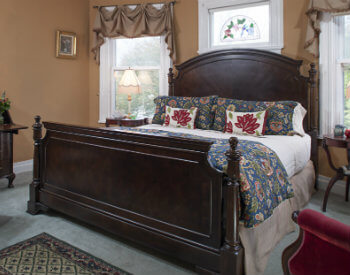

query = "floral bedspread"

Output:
[[114, 127, 294, 228]]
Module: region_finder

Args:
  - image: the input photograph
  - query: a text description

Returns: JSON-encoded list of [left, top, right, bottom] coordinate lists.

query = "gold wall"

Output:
[[2, 0, 344, 178], [0, 0, 90, 163]]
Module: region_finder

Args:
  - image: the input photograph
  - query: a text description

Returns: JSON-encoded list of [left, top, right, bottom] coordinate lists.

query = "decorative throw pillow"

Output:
[[212, 98, 299, 135], [163, 106, 198, 129], [225, 110, 267, 136], [152, 96, 217, 130], [292, 103, 307, 136]]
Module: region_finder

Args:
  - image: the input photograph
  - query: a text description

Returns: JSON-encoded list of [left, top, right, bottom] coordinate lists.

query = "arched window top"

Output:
[[198, 0, 283, 54], [221, 16, 260, 42]]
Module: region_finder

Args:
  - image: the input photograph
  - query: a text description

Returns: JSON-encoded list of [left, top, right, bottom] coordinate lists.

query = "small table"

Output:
[[322, 135, 350, 211], [0, 124, 28, 188], [105, 117, 148, 127]]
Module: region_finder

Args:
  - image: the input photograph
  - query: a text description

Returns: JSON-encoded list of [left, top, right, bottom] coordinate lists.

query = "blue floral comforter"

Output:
[[114, 127, 294, 228]]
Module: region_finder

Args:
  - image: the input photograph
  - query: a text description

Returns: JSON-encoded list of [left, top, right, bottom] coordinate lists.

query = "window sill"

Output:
[[197, 44, 284, 55]]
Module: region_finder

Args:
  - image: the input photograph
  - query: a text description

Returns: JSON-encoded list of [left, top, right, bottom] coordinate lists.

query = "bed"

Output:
[[27, 49, 318, 275]]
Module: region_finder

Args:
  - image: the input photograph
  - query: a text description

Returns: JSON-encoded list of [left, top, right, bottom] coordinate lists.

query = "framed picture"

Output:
[[56, 30, 77, 59]]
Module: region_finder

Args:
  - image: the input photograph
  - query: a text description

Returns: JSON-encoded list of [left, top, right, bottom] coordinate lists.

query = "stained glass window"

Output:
[[210, 2, 269, 47], [221, 16, 260, 42]]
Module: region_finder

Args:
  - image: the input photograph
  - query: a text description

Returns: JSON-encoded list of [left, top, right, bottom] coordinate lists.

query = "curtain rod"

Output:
[[93, 1, 176, 9]]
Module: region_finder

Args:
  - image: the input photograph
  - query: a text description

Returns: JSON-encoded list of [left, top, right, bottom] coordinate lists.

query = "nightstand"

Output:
[[322, 135, 350, 212], [0, 124, 28, 188], [105, 117, 148, 127]]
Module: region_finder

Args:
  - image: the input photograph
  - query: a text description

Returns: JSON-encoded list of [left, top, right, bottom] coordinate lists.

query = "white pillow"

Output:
[[292, 103, 307, 136], [163, 106, 198, 129], [225, 110, 268, 136]]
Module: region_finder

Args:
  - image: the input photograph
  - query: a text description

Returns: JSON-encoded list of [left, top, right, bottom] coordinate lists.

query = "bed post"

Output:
[[309, 63, 319, 189], [168, 68, 175, 96], [220, 137, 244, 275], [27, 116, 46, 214]]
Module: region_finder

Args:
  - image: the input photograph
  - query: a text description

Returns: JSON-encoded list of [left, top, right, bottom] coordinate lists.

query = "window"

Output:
[[319, 13, 350, 135], [198, 0, 283, 54], [99, 36, 171, 123]]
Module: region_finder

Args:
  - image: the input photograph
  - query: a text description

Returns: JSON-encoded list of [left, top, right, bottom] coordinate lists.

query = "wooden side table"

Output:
[[0, 124, 28, 188], [105, 117, 148, 127], [322, 135, 350, 211]]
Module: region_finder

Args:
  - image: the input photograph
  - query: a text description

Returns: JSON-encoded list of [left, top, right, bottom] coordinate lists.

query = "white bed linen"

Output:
[[140, 124, 311, 178]]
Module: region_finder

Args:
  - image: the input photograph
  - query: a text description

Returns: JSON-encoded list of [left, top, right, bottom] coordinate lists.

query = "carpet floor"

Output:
[[0, 172, 349, 275]]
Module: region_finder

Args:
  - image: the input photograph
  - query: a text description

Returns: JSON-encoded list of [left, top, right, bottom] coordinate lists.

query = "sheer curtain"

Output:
[[319, 13, 344, 135]]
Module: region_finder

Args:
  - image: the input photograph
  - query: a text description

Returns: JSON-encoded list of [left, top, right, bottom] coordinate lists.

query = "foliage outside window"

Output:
[[342, 16, 350, 128], [99, 35, 170, 123], [114, 37, 162, 118]]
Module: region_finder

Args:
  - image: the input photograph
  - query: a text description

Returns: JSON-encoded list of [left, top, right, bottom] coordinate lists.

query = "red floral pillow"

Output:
[[225, 110, 268, 136], [163, 106, 198, 129]]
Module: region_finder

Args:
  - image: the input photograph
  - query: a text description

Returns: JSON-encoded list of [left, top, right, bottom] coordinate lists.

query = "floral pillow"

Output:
[[212, 98, 299, 135], [225, 110, 267, 136], [163, 106, 198, 129], [152, 96, 217, 130]]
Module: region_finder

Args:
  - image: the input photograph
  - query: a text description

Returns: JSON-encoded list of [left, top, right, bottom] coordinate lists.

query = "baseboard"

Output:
[[14, 159, 33, 174], [318, 175, 346, 197]]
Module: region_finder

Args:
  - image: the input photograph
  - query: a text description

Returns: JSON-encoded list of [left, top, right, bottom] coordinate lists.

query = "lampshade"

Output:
[[117, 69, 141, 95]]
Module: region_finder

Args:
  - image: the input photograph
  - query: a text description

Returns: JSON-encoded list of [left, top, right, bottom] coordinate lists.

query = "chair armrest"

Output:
[[297, 209, 350, 253]]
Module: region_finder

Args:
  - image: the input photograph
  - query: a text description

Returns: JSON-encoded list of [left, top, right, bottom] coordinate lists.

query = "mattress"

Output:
[[140, 124, 311, 178]]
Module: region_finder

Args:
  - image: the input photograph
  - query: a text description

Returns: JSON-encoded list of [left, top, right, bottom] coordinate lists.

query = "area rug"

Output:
[[0, 233, 131, 275]]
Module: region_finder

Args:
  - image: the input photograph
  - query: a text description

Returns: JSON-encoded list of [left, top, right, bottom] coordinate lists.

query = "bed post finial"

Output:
[[221, 137, 243, 275], [33, 116, 42, 140], [27, 116, 46, 215], [309, 63, 318, 132], [308, 63, 319, 189], [168, 67, 175, 96]]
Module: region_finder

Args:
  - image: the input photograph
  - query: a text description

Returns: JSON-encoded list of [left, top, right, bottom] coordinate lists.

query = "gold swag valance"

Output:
[[92, 2, 176, 64], [305, 0, 350, 57]]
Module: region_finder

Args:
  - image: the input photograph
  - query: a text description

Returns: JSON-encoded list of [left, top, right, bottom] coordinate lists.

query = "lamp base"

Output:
[[127, 94, 132, 119]]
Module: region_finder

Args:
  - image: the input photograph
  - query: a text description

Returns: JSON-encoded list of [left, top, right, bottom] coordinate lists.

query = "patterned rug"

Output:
[[0, 233, 131, 275]]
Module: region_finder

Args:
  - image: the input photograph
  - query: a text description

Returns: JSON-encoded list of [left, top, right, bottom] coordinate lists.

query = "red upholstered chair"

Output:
[[282, 209, 350, 275]]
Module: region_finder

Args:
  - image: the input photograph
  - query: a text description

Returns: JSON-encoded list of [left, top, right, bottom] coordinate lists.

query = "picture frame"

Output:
[[56, 30, 77, 59]]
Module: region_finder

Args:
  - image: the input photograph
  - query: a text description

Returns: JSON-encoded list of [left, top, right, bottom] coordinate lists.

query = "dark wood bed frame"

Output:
[[27, 49, 318, 274]]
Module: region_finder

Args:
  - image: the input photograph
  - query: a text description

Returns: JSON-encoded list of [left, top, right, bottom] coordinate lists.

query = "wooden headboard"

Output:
[[168, 49, 317, 133]]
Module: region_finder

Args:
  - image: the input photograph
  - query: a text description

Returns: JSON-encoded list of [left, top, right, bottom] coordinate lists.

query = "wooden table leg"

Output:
[[7, 173, 15, 188], [323, 171, 344, 212]]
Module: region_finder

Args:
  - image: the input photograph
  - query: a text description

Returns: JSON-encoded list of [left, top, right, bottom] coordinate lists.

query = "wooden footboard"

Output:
[[27, 116, 243, 274]]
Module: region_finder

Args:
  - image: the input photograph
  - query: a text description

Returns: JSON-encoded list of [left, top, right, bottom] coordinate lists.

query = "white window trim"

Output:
[[198, 0, 283, 54], [319, 13, 350, 135], [99, 37, 171, 123]]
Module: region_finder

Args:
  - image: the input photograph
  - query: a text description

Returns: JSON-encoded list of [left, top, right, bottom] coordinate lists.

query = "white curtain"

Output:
[[319, 13, 346, 135]]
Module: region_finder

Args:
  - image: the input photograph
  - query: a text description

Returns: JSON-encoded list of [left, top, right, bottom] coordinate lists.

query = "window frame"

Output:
[[198, 0, 284, 54], [99, 36, 171, 123], [319, 12, 350, 135]]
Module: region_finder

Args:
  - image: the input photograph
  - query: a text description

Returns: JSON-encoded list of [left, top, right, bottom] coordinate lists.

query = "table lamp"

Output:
[[117, 69, 141, 119]]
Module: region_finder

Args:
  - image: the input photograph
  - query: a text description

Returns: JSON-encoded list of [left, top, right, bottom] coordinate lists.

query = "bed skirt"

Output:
[[240, 160, 315, 275]]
